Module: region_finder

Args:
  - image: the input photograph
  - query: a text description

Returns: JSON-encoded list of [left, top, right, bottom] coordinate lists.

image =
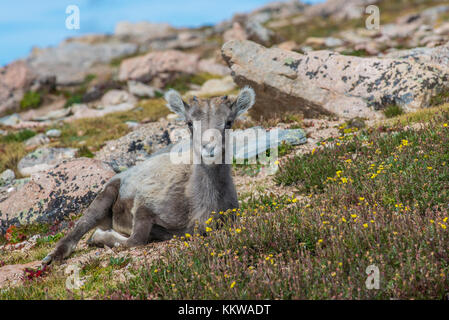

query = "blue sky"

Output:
[[0, 0, 323, 66]]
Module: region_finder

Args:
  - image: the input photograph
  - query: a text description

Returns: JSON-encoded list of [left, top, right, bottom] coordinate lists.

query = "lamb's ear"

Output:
[[164, 89, 188, 119], [232, 86, 255, 118]]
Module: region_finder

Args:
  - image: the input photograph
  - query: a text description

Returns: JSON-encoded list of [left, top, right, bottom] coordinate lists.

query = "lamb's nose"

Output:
[[202, 144, 215, 157]]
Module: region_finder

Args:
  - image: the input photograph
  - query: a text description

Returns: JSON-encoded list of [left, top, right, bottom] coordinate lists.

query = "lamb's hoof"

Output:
[[42, 254, 53, 265], [42, 252, 64, 265], [42, 245, 67, 265]]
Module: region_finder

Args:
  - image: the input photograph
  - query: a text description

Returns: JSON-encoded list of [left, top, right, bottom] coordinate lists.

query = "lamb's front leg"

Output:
[[42, 179, 120, 265]]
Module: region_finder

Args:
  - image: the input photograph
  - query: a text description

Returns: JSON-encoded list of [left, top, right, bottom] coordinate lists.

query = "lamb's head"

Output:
[[164, 87, 255, 164]]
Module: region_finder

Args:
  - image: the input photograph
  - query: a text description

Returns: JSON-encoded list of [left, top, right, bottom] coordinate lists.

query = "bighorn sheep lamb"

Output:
[[43, 87, 256, 264]]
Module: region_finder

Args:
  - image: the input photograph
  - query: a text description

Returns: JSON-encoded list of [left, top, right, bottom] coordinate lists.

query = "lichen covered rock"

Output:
[[0, 159, 115, 234], [222, 40, 449, 119]]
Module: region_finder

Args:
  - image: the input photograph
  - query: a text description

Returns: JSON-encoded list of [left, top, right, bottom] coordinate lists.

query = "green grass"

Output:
[[341, 49, 369, 57], [1, 129, 36, 143], [430, 90, 449, 107], [61, 74, 97, 108], [276, 113, 449, 212], [384, 103, 449, 126], [383, 105, 404, 118], [0, 142, 27, 176], [20, 91, 42, 111], [63, 94, 83, 108], [0, 129, 37, 175], [76, 146, 95, 158]]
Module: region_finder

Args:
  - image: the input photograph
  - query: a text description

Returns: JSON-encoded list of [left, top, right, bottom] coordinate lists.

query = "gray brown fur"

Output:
[[43, 87, 256, 264]]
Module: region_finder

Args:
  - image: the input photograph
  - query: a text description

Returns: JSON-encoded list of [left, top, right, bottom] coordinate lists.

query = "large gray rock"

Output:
[[231, 127, 307, 161], [0, 61, 36, 115], [118, 50, 199, 86], [0, 159, 115, 233], [95, 119, 185, 172], [222, 40, 449, 119], [27, 41, 138, 85], [161, 126, 307, 162], [17, 147, 78, 176]]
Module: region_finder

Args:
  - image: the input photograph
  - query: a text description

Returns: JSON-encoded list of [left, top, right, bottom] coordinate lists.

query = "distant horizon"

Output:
[[0, 0, 324, 66]]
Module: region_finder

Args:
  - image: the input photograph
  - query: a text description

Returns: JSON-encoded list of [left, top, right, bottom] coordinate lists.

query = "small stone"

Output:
[[186, 76, 236, 97], [0, 169, 15, 185], [125, 121, 139, 129], [101, 90, 136, 106], [24, 133, 50, 148], [45, 129, 61, 138], [127, 81, 157, 98], [0, 113, 21, 126]]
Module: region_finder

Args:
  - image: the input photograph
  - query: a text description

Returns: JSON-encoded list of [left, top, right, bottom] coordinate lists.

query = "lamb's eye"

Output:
[[225, 121, 232, 129], [187, 121, 193, 129]]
